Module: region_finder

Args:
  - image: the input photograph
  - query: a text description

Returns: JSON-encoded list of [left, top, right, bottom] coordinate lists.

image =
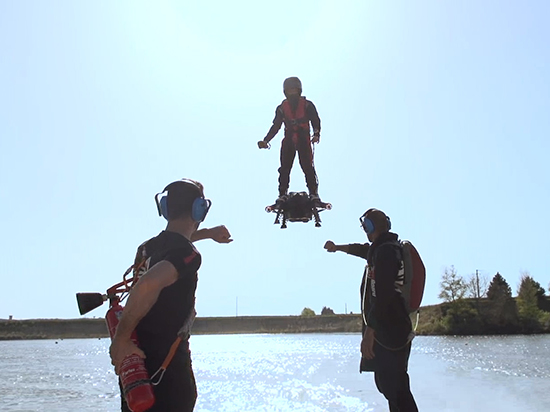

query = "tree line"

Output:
[[436, 267, 550, 334], [297, 270, 550, 335], [301, 306, 336, 317]]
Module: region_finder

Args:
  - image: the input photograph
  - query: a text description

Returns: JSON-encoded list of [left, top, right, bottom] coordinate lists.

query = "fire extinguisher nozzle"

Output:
[[76, 292, 106, 315]]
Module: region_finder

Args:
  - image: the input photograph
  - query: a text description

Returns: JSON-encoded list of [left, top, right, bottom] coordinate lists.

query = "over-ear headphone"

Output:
[[155, 179, 212, 223], [359, 210, 391, 235]]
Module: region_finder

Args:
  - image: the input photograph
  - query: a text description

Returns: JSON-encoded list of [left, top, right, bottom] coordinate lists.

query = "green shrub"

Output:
[[300, 307, 315, 317]]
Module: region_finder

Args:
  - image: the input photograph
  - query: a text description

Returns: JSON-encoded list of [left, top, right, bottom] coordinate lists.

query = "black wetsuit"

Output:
[[121, 231, 202, 412], [262, 97, 321, 196], [348, 232, 418, 412]]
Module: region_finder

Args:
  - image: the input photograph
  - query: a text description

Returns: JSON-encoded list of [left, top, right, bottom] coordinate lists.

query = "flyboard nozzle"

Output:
[[76, 292, 107, 315]]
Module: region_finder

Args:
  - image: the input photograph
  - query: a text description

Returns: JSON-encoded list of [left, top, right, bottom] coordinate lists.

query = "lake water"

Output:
[[1, 334, 549, 411]]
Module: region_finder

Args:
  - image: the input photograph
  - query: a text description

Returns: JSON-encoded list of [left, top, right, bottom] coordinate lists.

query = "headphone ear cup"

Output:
[[364, 218, 375, 235], [192, 198, 210, 222], [160, 196, 169, 220], [387, 216, 391, 231]]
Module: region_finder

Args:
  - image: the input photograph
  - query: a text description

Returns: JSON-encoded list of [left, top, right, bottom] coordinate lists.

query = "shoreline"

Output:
[[0, 314, 364, 341], [2, 310, 549, 341]]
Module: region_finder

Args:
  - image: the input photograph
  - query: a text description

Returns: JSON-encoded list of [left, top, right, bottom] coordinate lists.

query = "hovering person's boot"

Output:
[[276, 192, 288, 204], [309, 191, 320, 203]]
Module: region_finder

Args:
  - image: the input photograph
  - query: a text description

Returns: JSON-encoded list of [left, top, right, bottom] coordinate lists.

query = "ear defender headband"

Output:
[[359, 210, 391, 235], [155, 179, 212, 223]]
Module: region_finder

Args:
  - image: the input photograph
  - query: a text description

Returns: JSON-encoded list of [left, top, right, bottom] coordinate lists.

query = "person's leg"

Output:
[[146, 353, 197, 412], [373, 342, 418, 412], [394, 344, 418, 412], [186, 363, 198, 411], [296, 136, 318, 196], [278, 137, 296, 196]]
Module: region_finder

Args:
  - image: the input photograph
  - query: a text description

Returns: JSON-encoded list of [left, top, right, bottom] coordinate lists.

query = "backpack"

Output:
[[392, 240, 426, 314], [361, 239, 426, 320], [370, 240, 425, 314]]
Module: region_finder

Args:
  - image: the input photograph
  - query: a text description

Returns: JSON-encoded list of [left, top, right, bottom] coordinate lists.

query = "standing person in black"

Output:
[[110, 179, 233, 412], [324, 208, 418, 412], [258, 77, 322, 202]]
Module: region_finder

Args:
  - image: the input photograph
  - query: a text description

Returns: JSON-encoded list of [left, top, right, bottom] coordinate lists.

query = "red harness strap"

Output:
[[281, 97, 310, 145]]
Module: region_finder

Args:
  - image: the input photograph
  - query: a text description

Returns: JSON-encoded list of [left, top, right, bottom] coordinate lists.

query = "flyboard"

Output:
[[265, 191, 331, 229]]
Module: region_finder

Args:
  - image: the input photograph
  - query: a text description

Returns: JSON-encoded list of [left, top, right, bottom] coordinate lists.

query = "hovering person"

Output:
[[258, 77, 322, 203]]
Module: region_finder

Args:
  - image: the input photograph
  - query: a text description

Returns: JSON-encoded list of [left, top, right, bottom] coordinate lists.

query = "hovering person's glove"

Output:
[[311, 135, 320, 144], [257, 140, 270, 149]]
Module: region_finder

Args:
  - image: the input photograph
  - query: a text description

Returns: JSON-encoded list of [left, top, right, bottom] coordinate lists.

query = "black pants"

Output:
[[278, 135, 318, 196], [373, 342, 418, 412], [121, 352, 197, 412]]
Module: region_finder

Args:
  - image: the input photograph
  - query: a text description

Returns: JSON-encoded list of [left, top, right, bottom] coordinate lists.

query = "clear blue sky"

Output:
[[1, 1, 549, 320]]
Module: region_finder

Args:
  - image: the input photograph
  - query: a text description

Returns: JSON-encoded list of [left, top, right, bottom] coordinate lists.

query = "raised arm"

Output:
[[324, 240, 369, 259], [191, 225, 233, 243]]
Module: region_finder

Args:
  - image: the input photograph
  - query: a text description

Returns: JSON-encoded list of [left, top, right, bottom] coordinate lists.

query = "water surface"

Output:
[[1, 334, 549, 411]]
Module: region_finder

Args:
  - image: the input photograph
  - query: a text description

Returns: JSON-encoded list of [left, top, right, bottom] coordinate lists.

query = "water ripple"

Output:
[[1, 334, 549, 411]]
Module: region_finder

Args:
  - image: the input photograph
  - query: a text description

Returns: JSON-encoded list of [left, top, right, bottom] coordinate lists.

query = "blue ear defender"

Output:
[[191, 197, 211, 223], [360, 216, 375, 235], [155, 180, 212, 222], [159, 195, 169, 220], [359, 211, 391, 234]]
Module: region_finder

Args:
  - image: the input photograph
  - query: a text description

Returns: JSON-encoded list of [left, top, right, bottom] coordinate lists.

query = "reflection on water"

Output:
[[0, 334, 549, 411], [415, 335, 550, 378]]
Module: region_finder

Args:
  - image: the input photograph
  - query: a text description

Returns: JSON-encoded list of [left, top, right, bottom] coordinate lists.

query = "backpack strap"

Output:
[[373, 240, 402, 263]]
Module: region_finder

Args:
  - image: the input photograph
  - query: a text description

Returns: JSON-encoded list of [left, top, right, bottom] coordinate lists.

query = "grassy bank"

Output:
[[2, 299, 549, 340], [415, 299, 550, 335], [0, 314, 363, 341]]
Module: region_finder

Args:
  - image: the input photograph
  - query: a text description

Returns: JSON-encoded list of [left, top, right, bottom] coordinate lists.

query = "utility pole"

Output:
[[476, 270, 480, 299]]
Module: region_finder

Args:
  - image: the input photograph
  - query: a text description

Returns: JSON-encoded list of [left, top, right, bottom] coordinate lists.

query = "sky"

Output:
[[1, 0, 549, 320]]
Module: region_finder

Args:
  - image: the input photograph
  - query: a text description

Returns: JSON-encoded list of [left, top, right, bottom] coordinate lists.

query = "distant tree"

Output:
[[534, 279, 546, 307], [301, 307, 315, 317], [441, 299, 483, 334], [466, 271, 489, 299], [516, 272, 543, 330], [438, 266, 467, 302], [321, 306, 335, 316], [487, 272, 512, 301], [484, 272, 518, 332], [519, 271, 546, 306]]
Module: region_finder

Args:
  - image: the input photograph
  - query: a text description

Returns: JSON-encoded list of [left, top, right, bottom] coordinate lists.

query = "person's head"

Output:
[[283, 77, 302, 99], [359, 208, 392, 242], [155, 179, 211, 225]]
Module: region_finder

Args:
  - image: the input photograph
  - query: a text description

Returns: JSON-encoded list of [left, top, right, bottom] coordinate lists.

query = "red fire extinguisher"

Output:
[[106, 297, 156, 412]]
